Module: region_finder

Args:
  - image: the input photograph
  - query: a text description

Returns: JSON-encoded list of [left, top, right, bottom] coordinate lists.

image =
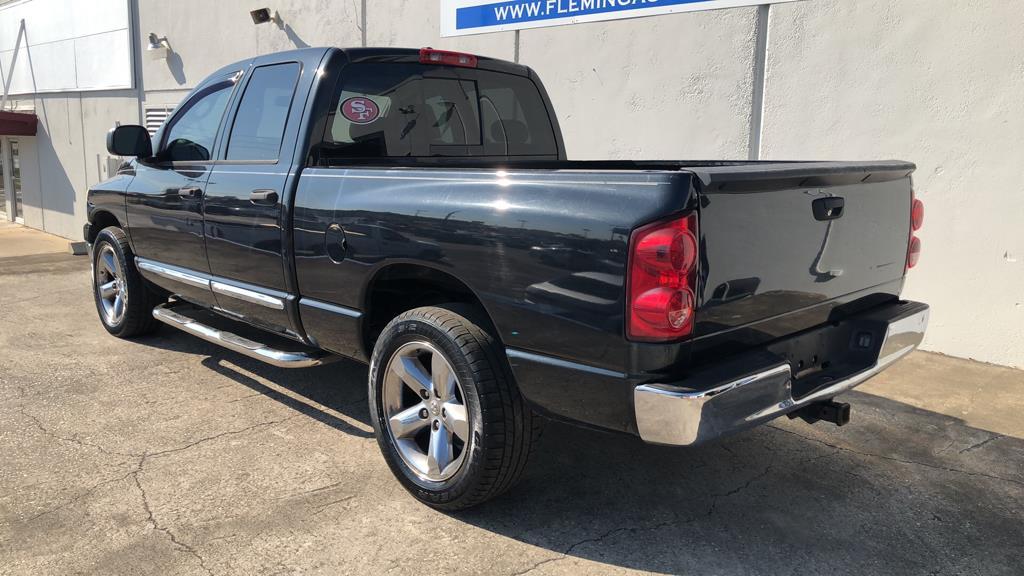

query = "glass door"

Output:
[[0, 139, 7, 221], [8, 139, 22, 222]]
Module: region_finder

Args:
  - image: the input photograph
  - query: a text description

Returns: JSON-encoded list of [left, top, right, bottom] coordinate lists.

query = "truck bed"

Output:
[[292, 159, 915, 431]]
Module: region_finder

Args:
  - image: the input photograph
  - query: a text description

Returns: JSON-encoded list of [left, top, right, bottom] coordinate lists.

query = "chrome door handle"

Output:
[[178, 186, 203, 198], [250, 189, 279, 204]]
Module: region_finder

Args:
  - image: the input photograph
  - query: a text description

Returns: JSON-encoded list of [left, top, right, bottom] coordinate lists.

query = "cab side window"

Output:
[[160, 80, 235, 162], [225, 63, 302, 161]]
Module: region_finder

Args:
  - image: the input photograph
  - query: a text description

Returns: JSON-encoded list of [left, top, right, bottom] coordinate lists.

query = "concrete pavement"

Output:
[[1, 241, 1022, 575], [0, 222, 72, 259]]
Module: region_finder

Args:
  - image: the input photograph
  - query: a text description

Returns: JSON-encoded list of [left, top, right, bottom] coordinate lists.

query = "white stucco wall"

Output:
[[519, 8, 758, 160], [367, 0, 516, 61], [138, 0, 363, 97], [761, 0, 1023, 368], [6, 91, 138, 240]]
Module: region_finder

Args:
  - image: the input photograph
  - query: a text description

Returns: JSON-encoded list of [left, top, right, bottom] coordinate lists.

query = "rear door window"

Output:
[[226, 62, 301, 161], [319, 63, 557, 161]]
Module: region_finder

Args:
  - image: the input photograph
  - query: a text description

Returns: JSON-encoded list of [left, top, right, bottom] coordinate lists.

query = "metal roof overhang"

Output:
[[0, 111, 38, 136]]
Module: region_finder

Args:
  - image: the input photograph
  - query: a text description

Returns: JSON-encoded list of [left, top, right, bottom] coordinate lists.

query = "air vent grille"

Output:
[[144, 106, 173, 136]]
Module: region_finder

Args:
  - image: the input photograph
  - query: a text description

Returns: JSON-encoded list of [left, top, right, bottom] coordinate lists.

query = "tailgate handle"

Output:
[[813, 197, 844, 221]]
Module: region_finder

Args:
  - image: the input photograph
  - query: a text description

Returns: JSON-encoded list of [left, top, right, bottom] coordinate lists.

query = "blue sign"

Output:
[[441, 0, 799, 37]]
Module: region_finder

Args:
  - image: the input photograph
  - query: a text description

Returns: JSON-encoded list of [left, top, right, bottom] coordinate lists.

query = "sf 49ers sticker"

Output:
[[341, 97, 380, 124]]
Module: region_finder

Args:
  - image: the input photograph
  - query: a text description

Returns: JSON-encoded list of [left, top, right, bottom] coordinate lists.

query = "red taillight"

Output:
[[907, 194, 924, 270], [907, 236, 921, 269], [911, 198, 924, 231], [419, 48, 478, 68], [627, 213, 698, 342]]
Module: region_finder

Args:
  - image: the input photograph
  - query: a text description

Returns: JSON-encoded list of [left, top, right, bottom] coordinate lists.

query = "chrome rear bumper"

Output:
[[634, 302, 929, 446]]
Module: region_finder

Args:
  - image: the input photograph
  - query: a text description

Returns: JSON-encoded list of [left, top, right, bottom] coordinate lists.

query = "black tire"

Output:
[[368, 304, 541, 510], [92, 227, 164, 338]]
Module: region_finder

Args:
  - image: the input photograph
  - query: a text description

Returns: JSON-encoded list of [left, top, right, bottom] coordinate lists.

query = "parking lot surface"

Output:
[[1, 238, 1022, 575]]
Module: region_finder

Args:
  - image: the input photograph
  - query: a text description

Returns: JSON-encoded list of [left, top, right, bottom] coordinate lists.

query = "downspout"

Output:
[[747, 4, 770, 161]]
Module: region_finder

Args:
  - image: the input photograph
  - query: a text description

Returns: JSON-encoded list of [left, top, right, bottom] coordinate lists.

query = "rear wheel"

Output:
[[92, 227, 164, 338], [368, 304, 540, 510]]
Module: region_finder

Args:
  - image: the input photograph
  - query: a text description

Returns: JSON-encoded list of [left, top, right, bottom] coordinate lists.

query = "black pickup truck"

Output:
[[87, 47, 928, 509]]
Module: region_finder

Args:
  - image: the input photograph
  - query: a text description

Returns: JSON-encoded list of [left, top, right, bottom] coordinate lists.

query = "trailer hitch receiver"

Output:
[[790, 399, 851, 427]]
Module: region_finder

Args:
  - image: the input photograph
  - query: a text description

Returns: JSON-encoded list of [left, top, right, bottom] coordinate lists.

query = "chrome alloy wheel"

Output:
[[95, 244, 127, 326], [382, 341, 470, 482]]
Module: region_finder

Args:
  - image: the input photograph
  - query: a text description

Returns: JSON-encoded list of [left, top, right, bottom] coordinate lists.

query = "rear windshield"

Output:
[[316, 62, 558, 162]]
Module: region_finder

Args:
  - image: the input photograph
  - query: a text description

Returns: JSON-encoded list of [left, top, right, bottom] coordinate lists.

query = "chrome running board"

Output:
[[152, 303, 335, 368]]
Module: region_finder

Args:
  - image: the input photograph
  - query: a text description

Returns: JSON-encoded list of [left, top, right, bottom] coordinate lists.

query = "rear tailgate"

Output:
[[687, 161, 915, 358]]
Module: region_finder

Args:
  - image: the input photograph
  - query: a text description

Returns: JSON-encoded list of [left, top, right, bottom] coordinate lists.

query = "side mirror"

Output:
[[106, 125, 152, 158]]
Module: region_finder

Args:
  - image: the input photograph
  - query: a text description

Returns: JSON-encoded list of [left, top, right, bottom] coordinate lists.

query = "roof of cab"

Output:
[[203, 46, 532, 89], [339, 47, 531, 77]]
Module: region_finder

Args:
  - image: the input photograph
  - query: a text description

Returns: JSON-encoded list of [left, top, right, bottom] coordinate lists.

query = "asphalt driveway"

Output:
[[1, 233, 1022, 575]]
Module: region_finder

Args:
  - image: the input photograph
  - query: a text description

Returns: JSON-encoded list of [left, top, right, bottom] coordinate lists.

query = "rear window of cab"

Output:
[[318, 63, 557, 161]]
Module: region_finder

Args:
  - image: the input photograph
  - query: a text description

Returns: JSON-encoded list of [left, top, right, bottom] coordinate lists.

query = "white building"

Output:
[[1, 0, 1020, 368]]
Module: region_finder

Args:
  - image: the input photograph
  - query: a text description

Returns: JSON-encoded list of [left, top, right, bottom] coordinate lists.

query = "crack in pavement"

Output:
[[144, 417, 294, 459], [131, 462, 213, 576], [226, 392, 265, 404], [958, 433, 1004, 454], [705, 463, 775, 517], [18, 407, 139, 459], [23, 467, 139, 524], [272, 479, 347, 501], [718, 464, 773, 498], [310, 495, 356, 516], [508, 515, 698, 576], [20, 416, 294, 525], [767, 425, 1023, 487], [115, 418, 293, 574], [231, 429, 794, 576]]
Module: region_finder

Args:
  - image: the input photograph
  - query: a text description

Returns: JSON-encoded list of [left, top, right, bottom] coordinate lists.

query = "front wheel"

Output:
[[368, 305, 540, 510], [92, 227, 164, 338]]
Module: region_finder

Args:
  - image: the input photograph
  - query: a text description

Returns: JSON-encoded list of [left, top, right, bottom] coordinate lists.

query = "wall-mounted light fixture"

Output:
[[146, 33, 170, 61], [250, 8, 281, 25]]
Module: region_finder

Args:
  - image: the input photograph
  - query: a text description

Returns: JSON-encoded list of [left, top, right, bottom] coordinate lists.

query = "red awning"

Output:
[[0, 110, 37, 136]]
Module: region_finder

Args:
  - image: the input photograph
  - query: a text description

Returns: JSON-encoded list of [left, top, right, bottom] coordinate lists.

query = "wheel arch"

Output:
[[360, 262, 500, 358], [87, 209, 122, 244]]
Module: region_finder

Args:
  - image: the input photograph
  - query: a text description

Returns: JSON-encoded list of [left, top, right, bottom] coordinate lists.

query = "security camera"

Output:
[[250, 8, 279, 25]]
